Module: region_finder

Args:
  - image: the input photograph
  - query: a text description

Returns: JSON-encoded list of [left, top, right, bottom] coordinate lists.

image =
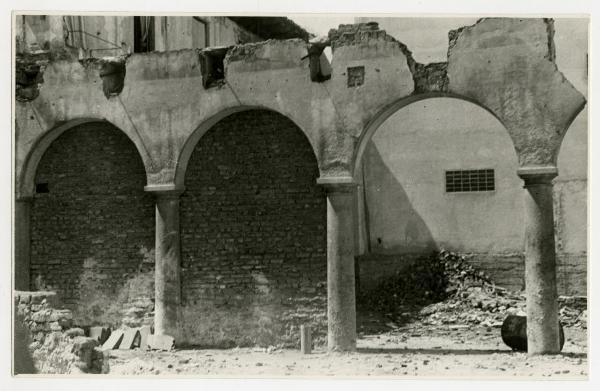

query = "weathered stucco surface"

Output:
[[16, 18, 586, 199], [447, 18, 586, 167]]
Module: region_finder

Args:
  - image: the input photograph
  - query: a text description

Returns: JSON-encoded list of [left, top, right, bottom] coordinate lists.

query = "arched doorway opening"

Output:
[[180, 109, 327, 347], [354, 96, 523, 299], [30, 121, 155, 327]]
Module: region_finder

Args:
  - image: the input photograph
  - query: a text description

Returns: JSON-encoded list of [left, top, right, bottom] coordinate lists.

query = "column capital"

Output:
[[317, 176, 357, 193], [517, 166, 558, 186], [144, 184, 185, 198]]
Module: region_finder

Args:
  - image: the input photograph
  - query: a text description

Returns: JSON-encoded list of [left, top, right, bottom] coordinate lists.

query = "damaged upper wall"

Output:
[[446, 18, 586, 167], [14, 40, 337, 198], [16, 15, 310, 56], [15, 17, 587, 197]]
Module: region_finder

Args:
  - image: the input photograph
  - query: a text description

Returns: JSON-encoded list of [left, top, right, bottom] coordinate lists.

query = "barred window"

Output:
[[445, 169, 495, 192]]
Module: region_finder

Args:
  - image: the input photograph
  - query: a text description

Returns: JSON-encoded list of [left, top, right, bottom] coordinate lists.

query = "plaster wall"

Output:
[[362, 98, 521, 255], [355, 18, 587, 295], [154, 16, 262, 51], [16, 15, 64, 52]]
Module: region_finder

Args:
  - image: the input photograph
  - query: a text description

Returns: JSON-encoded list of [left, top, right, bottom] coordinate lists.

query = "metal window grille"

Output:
[[445, 169, 495, 192]]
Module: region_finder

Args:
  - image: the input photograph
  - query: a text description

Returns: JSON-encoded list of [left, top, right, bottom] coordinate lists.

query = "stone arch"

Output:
[[352, 92, 510, 180], [19, 118, 153, 199], [174, 106, 321, 190], [353, 94, 526, 291], [29, 120, 155, 327], [178, 109, 327, 347]]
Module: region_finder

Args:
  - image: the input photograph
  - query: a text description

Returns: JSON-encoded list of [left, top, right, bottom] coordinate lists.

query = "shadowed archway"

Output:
[[179, 109, 327, 347], [29, 121, 155, 327]]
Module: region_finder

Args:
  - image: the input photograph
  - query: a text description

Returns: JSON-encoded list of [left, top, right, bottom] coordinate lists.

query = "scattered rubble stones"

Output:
[[31, 332, 109, 374], [358, 251, 587, 330], [15, 291, 108, 374], [147, 334, 175, 351], [15, 291, 73, 344]]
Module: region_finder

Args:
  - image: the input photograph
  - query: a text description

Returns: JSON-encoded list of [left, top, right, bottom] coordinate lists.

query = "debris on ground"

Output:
[[147, 334, 175, 351], [358, 250, 587, 332]]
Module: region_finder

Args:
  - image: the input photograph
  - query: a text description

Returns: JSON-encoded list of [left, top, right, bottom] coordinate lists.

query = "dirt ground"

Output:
[[109, 323, 587, 379]]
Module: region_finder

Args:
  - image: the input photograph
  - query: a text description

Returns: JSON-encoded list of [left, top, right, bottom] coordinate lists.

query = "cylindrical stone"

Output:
[[300, 325, 312, 354], [519, 169, 560, 355], [15, 197, 32, 291], [501, 315, 564, 352], [154, 191, 182, 340], [323, 183, 357, 351]]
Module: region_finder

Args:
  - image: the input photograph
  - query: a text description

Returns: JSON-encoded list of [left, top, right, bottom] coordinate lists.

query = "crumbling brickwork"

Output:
[[14, 291, 73, 345], [180, 110, 327, 346], [30, 122, 155, 327]]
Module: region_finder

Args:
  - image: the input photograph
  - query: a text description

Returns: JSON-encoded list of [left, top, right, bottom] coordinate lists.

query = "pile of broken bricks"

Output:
[[88, 325, 175, 352]]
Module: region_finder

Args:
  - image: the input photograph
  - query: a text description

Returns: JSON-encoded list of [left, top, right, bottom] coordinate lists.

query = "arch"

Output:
[[174, 105, 319, 189], [354, 95, 524, 290], [19, 118, 152, 198], [178, 108, 327, 346], [352, 92, 510, 180], [30, 120, 155, 326]]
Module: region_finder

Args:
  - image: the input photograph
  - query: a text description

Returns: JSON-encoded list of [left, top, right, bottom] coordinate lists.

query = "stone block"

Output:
[[147, 334, 174, 351], [49, 309, 73, 322], [102, 329, 124, 350], [89, 326, 111, 345], [119, 328, 141, 350], [91, 347, 110, 374], [31, 309, 52, 323], [138, 326, 152, 349], [18, 293, 31, 304], [65, 327, 85, 338], [72, 336, 99, 370]]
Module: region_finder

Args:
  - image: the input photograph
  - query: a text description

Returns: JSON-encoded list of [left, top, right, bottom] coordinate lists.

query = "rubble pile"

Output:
[[558, 296, 587, 328], [359, 251, 587, 330], [31, 329, 109, 374], [14, 291, 74, 345], [14, 291, 109, 374]]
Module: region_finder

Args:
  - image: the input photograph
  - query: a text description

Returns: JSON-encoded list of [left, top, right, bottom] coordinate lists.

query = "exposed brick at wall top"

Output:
[[30, 122, 155, 327], [180, 110, 327, 346]]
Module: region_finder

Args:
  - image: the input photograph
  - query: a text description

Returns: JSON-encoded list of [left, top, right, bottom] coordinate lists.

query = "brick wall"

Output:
[[30, 122, 155, 327], [180, 110, 327, 347]]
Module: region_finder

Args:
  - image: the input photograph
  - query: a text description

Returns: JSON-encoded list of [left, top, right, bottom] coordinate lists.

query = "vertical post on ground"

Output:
[[15, 196, 32, 291], [146, 185, 183, 341], [317, 177, 357, 352], [517, 167, 561, 355], [300, 325, 312, 354]]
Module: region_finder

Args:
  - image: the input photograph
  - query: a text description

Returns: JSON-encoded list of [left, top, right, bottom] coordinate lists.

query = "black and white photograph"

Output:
[[4, 0, 597, 386]]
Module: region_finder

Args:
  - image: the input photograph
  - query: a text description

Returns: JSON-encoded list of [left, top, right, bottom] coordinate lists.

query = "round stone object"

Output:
[[501, 315, 564, 352]]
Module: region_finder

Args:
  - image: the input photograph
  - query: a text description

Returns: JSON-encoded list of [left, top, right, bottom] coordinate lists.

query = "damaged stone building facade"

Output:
[[14, 15, 587, 354], [352, 18, 588, 297]]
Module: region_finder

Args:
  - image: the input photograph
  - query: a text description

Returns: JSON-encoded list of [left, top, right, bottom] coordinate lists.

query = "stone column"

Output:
[[146, 186, 183, 340], [517, 167, 561, 355], [318, 177, 357, 351], [15, 197, 32, 291]]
